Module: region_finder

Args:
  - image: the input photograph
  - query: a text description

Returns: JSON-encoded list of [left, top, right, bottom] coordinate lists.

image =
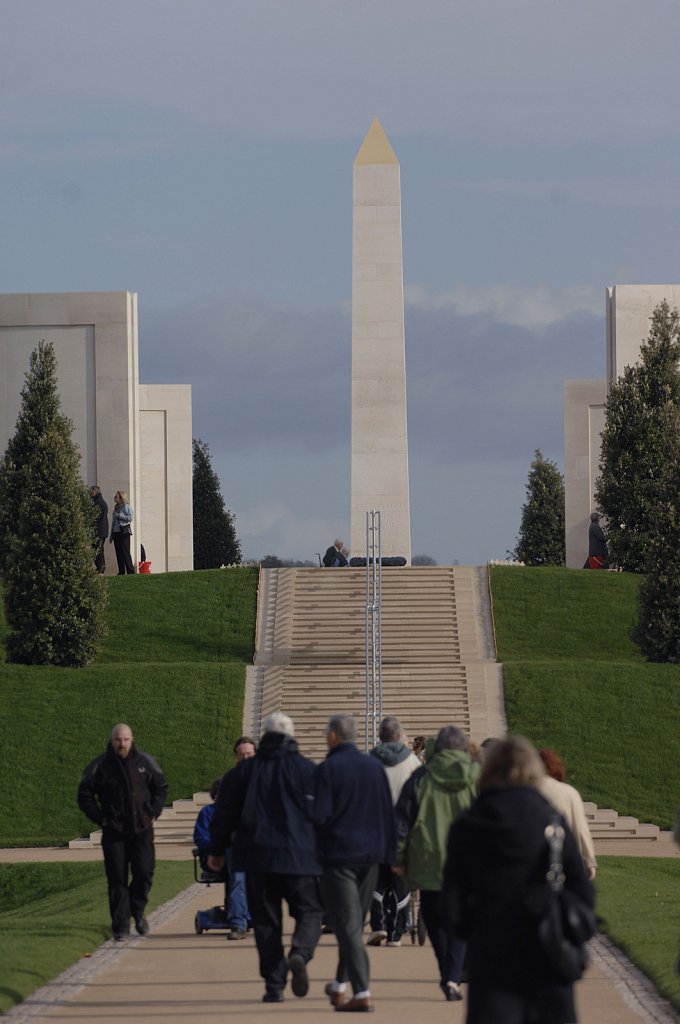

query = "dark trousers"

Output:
[[419, 889, 466, 986], [246, 871, 322, 995], [102, 827, 155, 935], [320, 863, 378, 995], [370, 863, 411, 941], [112, 533, 135, 574], [94, 538, 106, 574]]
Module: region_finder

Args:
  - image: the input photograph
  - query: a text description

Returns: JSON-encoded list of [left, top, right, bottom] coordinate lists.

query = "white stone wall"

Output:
[[563, 379, 607, 568], [138, 384, 193, 572], [0, 292, 140, 575], [607, 284, 680, 382], [0, 292, 192, 575]]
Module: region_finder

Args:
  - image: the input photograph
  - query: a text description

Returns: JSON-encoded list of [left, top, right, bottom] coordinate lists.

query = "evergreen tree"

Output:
[[595, 300, 680, 572], [513, 449, 565, 566], [192, 438, 241, 568], [0, 341, 107, 666]]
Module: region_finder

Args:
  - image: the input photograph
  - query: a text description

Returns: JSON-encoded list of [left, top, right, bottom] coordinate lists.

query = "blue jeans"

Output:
[[226, 849, 249, 930]]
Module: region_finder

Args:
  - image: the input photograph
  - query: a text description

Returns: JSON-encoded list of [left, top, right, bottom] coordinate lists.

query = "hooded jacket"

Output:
[[77, 743, 168, 835], [370, 741, 422, 805], [443, 785, 595, 1022], [209, 731, 320, 875], [395, 747, 479, 891]]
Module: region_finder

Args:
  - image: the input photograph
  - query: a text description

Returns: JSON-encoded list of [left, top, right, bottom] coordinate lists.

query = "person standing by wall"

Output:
[[77, 723, 168, 941], [587, 512, 609, 569], [110, 490, 135, 574], [90, 485, 109, 574]]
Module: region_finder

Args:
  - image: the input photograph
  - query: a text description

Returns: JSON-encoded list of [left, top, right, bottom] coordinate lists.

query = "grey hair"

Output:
[[327, 713, 357, 743], [262, 712, 295, 737], [379, 715, 404, 743], [434, 725, 469, 753]]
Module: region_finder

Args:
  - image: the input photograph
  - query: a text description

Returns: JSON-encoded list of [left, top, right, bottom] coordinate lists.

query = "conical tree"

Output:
[[595, 300, 680, 572], [513, 450, 565, 566], [192, 438, 241, 568], [0, 341, 107, 666]]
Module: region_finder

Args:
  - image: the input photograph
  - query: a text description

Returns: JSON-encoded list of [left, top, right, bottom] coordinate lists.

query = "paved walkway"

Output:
[[3, 882, 679, 1024]]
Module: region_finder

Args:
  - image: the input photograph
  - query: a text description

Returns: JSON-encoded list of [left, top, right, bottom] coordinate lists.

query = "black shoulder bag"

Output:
[[537, 815, 597, 983]]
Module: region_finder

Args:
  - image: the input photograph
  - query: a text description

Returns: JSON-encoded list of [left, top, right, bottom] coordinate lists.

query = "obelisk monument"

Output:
[[351, 118, 412, 562]]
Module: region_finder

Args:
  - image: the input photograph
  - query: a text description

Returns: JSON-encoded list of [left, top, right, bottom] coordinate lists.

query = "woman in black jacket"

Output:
[[442, 736, 595, 1024]]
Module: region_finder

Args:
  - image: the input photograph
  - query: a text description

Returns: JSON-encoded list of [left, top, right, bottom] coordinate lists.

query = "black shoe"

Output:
[[440, 982, 463, 1001], [112, 930, 129, 942], [288, 952, 309, 997], [262, 991, 284, 1003], [135, 917, 150, 936]]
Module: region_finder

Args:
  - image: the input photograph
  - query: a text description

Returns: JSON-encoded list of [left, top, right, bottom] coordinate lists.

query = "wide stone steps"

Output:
[[69, 793, 213, 849]]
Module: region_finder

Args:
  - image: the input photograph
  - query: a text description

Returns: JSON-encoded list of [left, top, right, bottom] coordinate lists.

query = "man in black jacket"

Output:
[[308, 713, 396, 1013], [77, 723, 168, 941], [208, 712, 322, 1004]]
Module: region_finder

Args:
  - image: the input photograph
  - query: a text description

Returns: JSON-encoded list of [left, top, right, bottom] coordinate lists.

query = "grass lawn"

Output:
[[0, 568, 259, 845], [0, 861, 191, 1014], [490, 566, 680, 829], [596, 856, 680, 1013]]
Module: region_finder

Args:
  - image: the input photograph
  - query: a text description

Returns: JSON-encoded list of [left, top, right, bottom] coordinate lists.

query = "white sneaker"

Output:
[[386, 938, 402, 947], [366, 930, 387, 946]]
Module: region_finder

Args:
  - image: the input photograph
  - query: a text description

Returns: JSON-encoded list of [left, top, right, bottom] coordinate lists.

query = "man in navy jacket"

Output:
[[208, 713, 322, 1004], [307, 713, 396, 1013]]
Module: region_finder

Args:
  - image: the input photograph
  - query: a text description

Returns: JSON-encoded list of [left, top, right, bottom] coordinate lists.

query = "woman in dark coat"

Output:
[[442, 736, 595, 1024]]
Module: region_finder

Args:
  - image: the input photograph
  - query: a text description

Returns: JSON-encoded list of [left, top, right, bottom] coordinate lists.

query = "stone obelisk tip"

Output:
[[354, 117, 399, 165]]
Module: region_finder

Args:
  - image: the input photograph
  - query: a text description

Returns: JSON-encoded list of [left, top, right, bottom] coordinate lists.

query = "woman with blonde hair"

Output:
[[109, 489, 135, 574], [442, 736, 595, 1024]]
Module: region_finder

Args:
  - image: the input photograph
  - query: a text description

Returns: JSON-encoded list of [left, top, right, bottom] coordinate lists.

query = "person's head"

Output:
[[326, 713, 357, 749], [209, 777, 222, 801], [334, 538, 344, 551], [539, 748, 566, 782], [90, 485, 101, 498], [233, 736, 256, 761], [379, 715, 404, 744], [110, 723, 133, 758], [479, 735, 545, 792], [590, 511, 601, 522], [114, 490, 128, 506], [434, 724, 469, 753], [262, 712, 295, 737]]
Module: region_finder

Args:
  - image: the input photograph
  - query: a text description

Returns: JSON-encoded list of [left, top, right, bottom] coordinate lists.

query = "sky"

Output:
[[3, 0, 680, 564]]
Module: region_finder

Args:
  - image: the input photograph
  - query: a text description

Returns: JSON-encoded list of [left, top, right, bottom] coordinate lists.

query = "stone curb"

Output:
[[590, 933, 680, 1023], [2, 883, 203, 1021]]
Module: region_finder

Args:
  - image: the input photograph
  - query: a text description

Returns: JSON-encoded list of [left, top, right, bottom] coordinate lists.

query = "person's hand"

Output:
[[109, 538, 113, 544], [207, 854, 225, 872], [392, 865, 406, 876]]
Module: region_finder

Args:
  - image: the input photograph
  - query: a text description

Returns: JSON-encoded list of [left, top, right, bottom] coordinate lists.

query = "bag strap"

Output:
[[545, 814, 566, 894]]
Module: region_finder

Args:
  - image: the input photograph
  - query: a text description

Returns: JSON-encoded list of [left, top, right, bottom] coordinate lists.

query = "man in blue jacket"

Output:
[[307, 713, 396, 1013], [208, 713, 322, 1004]]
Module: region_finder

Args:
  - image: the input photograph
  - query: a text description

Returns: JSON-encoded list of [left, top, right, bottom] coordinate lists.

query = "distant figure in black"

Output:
[[90, 485, 109, 575], [323, 539, 348, 567], [587, 512, 609, 569]]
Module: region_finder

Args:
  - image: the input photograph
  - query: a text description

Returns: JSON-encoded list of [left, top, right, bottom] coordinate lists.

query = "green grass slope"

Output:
[[0, 568, 258, 846], [597, 857, 680, 1013], [490, 566, 680, 828]]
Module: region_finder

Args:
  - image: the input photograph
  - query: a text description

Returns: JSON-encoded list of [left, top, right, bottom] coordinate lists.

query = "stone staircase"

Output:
[[251, 565, 504, 763]]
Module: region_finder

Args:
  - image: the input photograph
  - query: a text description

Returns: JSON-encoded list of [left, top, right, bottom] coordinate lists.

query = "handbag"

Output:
[[537, 815, 597, 983], [120, 524, 132, 536]]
